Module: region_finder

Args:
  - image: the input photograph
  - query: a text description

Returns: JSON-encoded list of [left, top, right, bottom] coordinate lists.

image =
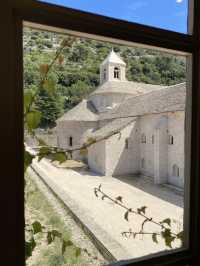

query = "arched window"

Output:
[[141, 133, 146, 143], [141, 158, 145, 169], [114, 67, 120, 79], [168, 135, 174, 145], [125, 138, 129, 149], [103, 68, 106, 80], [152, 135, 154, 144], [69, 136, 73, 147], [172, 164, 179, 177]]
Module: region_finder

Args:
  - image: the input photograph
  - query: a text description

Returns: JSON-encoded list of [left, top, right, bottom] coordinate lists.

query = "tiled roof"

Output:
[[57, 99, 98, 122], [90, 80, 166, 96], [100, 50, 126, 66], [89, 117, 136, 139], [99, 83, 186, 120], [57, 82, 186, 126]]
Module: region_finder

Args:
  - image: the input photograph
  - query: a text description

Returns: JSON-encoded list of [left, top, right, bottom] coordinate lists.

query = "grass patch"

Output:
[[25, 174, 86, 266]]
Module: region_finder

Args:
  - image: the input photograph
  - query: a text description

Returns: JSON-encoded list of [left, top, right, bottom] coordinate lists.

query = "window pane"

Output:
[[39, 0, 190, 34], [24, 25, 191, 265]]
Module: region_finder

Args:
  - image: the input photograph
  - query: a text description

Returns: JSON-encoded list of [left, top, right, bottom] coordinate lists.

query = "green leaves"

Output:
[[24, 90, 34, 114], [47, 230, 62, 245], [50, 152, 67, 164], [152, 233, 158, 244], [75, 247, 81, 257], [32, 221, 42, 234], [38, 146, 52, 161], [25, 237, 36, 260], [43, 77, 56, 95], [160, 218, 171, 227], [137, 206, 147, 215], [62, 240, 73, 255], [24, 150, 35, 172], [161, 229, 175, 248], [124, 209, 132, 222], [115, 196, 123, 203], [26, 110, 41, 133], [47, 231, 53, 245], [61, 240, 81, 257], [51, 230, 62, 239]]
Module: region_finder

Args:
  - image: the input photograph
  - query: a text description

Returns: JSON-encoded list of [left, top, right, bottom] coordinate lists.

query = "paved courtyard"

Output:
[[31, 158, 184, 262]]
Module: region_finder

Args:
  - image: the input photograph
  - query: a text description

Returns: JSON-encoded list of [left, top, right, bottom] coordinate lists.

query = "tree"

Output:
[[67, 80, 93, 106], [35, 89, 62, 128]]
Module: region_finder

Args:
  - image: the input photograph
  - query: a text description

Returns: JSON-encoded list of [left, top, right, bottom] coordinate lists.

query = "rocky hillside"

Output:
[[23, 27, 186, 127]]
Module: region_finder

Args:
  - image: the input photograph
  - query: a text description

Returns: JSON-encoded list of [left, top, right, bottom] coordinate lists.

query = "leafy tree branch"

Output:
[[94, 184, 183, 248]]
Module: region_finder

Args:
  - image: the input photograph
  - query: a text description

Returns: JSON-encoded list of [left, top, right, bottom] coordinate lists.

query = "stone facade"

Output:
[[56, 50, 185, 188]]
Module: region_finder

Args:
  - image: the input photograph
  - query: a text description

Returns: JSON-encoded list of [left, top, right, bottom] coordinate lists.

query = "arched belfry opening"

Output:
[[114, 67, 120, 79], [100, 49, 126, 84]]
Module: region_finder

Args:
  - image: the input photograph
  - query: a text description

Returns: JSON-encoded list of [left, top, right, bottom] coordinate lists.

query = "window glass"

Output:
[[39, 0, 189, 34], [24, 26, 190, 265]]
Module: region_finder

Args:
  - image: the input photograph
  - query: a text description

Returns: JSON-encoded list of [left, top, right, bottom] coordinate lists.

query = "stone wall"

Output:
[[56, 120, 97, 160], [167, 111, 185, 187], [105, 121, 139, 176], [25, 130, 58, 147], [88, 140, 106, 175]]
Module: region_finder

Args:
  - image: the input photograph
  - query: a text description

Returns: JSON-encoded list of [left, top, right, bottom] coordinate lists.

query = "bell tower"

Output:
[[100, 49, 126, 84]]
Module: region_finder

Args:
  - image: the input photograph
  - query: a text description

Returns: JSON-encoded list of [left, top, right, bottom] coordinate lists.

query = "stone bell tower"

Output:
[[99, 49, 126, 84]]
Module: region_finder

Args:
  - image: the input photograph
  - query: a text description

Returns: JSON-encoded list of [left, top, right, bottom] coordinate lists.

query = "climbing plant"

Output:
[[94, 184, 183, 249], [24, 36, 83, 261]]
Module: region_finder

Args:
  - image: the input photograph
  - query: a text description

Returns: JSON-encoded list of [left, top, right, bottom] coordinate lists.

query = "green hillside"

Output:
[[23, 27, 186, 127]]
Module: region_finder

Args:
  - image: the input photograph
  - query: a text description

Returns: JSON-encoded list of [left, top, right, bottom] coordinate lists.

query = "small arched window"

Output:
[[125, 138, 129, 149], [114, 67, 120, 79], [69, 136, 73, 147], [103, 68, 106, 80], [141, 133, 146, 143], [168, 135, 174, 145], [141, 158, 145, 169], [172, 164, 179, 177]]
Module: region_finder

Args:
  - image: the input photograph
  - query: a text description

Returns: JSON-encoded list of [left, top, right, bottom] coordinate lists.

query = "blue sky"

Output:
[[40, 0, 188, 33]]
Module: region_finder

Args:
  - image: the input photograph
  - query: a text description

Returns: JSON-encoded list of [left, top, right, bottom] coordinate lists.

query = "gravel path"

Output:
[[28, 167, 108, 266], [31, 158, 184, 261]]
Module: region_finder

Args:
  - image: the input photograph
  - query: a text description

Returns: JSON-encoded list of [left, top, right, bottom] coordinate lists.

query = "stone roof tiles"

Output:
[[57, 99, 98, 122], [99, 83, 186, 120], [90, 80, 166, 96], [100, 50, 126, 66], [89, 117, 136, 139]]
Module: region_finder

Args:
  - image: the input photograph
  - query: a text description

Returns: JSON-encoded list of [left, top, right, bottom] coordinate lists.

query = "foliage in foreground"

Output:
[[24, 37, 83, 261], [94, 184, 183, 249], [25, 175, 83, 265]]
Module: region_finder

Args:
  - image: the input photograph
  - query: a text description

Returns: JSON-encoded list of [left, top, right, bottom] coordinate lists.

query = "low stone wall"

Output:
[[25, 130, 58, 147]]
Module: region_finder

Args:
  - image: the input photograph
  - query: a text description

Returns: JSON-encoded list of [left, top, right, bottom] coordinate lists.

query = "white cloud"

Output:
[[176, 0, 183, 3]]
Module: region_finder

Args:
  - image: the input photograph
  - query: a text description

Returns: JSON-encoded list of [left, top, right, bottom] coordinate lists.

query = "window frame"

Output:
[[168, 135, 174, 145], [114, 67, 120, 79], [2, 1, 200, 266], [69, 136, 73, 147]]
